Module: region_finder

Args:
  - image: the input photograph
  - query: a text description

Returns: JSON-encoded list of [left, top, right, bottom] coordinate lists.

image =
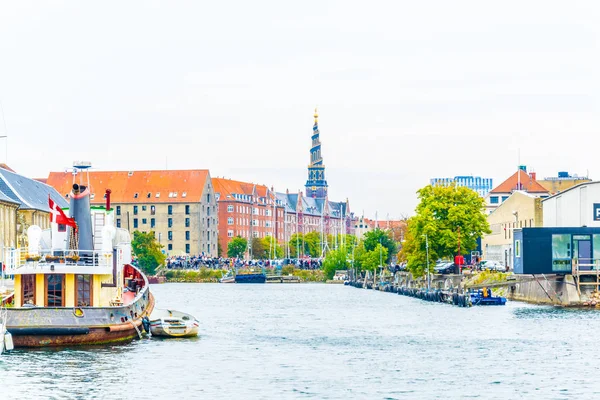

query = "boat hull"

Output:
[[6, 291, 154, 348], [150, 323, 199, 338], [235, 273, 266, 283]]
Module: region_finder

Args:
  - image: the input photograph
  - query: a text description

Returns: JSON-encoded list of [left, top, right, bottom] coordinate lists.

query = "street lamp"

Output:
[[423, 234, 430, 290]]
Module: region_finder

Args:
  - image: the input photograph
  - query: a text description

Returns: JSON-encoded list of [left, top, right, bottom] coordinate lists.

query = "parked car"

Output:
[[480, 260, 505, 272], [434, 262, 459, 274]]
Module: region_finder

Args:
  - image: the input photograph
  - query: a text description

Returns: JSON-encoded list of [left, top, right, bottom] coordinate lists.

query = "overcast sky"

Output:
[[0, 1, 598, 218]]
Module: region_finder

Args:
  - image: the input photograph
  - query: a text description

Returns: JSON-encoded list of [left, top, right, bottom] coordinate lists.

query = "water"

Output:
[[2, 284, 600, 399]]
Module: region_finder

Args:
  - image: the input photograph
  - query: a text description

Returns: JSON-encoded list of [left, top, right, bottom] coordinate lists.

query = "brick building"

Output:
[[46, 169, 218, 256]]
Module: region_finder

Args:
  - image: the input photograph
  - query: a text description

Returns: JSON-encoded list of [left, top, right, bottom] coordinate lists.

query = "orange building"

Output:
[[46, 169, 219, 256]]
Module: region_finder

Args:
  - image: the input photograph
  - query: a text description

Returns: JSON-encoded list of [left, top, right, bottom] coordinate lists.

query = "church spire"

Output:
[[305, 107, 328, 199]]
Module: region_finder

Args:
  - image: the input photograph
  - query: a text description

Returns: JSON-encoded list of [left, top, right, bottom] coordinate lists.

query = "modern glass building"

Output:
[[430, 176, 493, 197]]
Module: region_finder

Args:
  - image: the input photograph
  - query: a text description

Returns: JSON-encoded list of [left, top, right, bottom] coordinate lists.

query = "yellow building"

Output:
[[537, 172, 591, 195], [481, 191, 543, 268]]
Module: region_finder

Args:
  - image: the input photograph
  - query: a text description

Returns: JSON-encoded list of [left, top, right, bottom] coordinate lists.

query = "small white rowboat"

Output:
[[149, 309, 199, 337]]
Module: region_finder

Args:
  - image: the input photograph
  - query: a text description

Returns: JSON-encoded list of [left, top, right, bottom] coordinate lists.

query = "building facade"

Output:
[[537, 171, 591, 195], [542, 181, 600, 228], [484, 166, 549, 214], [213, 178, 284, 256], [0, 166, 68, 256], [481, 191, 543, 268], [430, 175, 493, 198], [46, 169, 218, 256]]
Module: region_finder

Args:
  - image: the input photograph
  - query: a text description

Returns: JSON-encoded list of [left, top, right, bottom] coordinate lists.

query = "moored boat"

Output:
[[149, 309, 199, 337], [4, 163, 154, 347]]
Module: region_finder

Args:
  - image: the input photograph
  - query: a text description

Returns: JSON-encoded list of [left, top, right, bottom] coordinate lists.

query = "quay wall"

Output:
[[504, 275, 580, 306]]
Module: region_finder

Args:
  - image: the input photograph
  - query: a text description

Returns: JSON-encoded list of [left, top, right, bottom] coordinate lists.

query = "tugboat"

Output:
[[4, 163, 154, 347]]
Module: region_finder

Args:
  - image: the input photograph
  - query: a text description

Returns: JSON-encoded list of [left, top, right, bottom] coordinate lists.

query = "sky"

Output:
[[0, 1, 598, 219]]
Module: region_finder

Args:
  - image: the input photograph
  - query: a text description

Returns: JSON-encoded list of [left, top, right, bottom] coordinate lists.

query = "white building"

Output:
[[543, 181, 600, 227]]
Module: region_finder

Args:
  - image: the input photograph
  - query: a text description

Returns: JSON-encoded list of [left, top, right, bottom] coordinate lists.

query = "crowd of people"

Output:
[[164, 255, 324, 270]]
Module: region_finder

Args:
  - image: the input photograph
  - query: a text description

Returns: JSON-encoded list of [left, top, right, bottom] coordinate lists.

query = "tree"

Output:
[[402, 184, 491, 277], [363, 228, 397, 263], [358, 243, 388, 272], [227, 236, 247, 258], [261, 236, 283, 259], [131, 231, 166, 276], [304, 231, 321, 257], [217, 240, 223, 257], [250, 237, 267, 259], [322, 247, 349, 280]]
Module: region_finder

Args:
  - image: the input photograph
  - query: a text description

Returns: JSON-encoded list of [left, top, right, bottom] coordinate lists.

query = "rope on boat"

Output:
[[129, 320, 143, 339]]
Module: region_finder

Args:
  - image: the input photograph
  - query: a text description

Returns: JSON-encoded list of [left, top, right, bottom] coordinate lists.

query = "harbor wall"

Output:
[[505, 275, 580, 306]]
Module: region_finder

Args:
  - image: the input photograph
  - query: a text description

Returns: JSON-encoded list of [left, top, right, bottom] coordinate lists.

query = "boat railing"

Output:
[[5, 248, 113, 271]]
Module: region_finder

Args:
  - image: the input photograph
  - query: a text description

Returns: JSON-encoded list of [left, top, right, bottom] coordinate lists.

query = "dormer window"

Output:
[[134, 193, 139, 199], [173, 192, 178, 197], [168, 192, 174, 198], [90, 193, 95, 200], [147, 192, 151, 198], [182, 192, 187, 198], [156, 192, 160, 198]]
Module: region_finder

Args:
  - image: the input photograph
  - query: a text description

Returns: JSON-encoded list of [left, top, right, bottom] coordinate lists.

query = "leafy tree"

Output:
[[131, 231, 166, 276], [250, 237, 267, 259], [261, 236, 283, 259], [363, 228, 397, 263], [304, 231, 321, 257], [402, 184, 491, 277], [322, 247, 349, 280], [217, 240, 223, 257], [227, 236, 247, 258], [288, 233, 306, 257], [358, 243, 388, 272]]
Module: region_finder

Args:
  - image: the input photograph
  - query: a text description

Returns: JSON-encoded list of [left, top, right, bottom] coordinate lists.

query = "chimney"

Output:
[[530, 172, 536, 180]]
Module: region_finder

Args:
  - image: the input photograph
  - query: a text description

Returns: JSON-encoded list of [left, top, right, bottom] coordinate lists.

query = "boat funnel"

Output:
[[70, 183, 94, 253]]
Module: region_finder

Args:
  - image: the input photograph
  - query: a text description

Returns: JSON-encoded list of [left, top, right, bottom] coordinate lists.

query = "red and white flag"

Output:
[[49, 196, 77, 230]]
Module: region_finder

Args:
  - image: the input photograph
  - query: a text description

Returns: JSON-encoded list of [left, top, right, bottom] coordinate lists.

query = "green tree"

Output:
[[363, 228, 397, 263], [402, 184, 491, 277], [261, 236, 283, 259], [288, 233, 305, 257], [304, 231, 321, 257], [131, 231, 166, 276], [250, 237, 267, 259], [322, 247, 349, 280], [358, 243, 388, 272], [217, 240, 223, 257], [227, 236, 247, 258]]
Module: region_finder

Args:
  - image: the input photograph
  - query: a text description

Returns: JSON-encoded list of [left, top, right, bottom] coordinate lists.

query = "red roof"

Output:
[[490, 170, 549, 194], [46, 170, 209, 204], [213, 178, 271, 200]]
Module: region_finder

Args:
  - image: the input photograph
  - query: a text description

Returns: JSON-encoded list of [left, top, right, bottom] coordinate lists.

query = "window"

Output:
[[142, 205, 147, 211], [168, 218, 173, 228], [168, 205, 173, 215], [22, 274, 35, 305], [207, 219, 211, 228], [185, 218, 190, 227], [182, 192, 187, 198], [58, 224, 66, 232], [207, 231, 210, 241], [253, 208, 259, 215], [227, 205, 234, 212], [207, 193, 211, 203], [151, 218, 155, 228], [147, 192, 151, 199], [168, 244, 173, 250], [501, 196, 509, 202], [515, 240, 521, 258], [45, 274, 64, 307], [150, 205, 156, 215], [75, 275, 92, 306], [134, 193, 139, 199], [207, 207, 211, 217], [168, 231, 173, 240], [116, 206, 121, 216], [156, 192, 160, 198], [227, 230, 233, 238], [133, 219, 138, 229], [552, 234, 572, 272], [186, 231, 190, 240], [185, 244, 190, 254], [142, 218, 147, 225], [266, 221, 272, 228], [133, 206, 138, 215], [227, 217, 233, 225], [253, 231, 259, 238], [266, 209, 272, 217], [185, 205, 190, 215], [116, 219, 121, 228], [252, 220, 258, 226], [490, 196, 499, 204]]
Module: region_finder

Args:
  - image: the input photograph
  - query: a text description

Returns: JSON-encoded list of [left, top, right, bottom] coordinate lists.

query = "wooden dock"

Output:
[[266, 275, 302, 283]]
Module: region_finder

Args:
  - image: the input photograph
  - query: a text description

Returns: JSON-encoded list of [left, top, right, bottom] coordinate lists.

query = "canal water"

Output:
[[2, 283, 600, 399]]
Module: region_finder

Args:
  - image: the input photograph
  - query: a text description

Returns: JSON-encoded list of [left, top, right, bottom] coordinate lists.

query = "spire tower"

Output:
[[305, 107, 328, 198]]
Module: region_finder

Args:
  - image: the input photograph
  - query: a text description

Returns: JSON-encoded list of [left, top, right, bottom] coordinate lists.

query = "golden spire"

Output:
[[314, 107, 318, 124]]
